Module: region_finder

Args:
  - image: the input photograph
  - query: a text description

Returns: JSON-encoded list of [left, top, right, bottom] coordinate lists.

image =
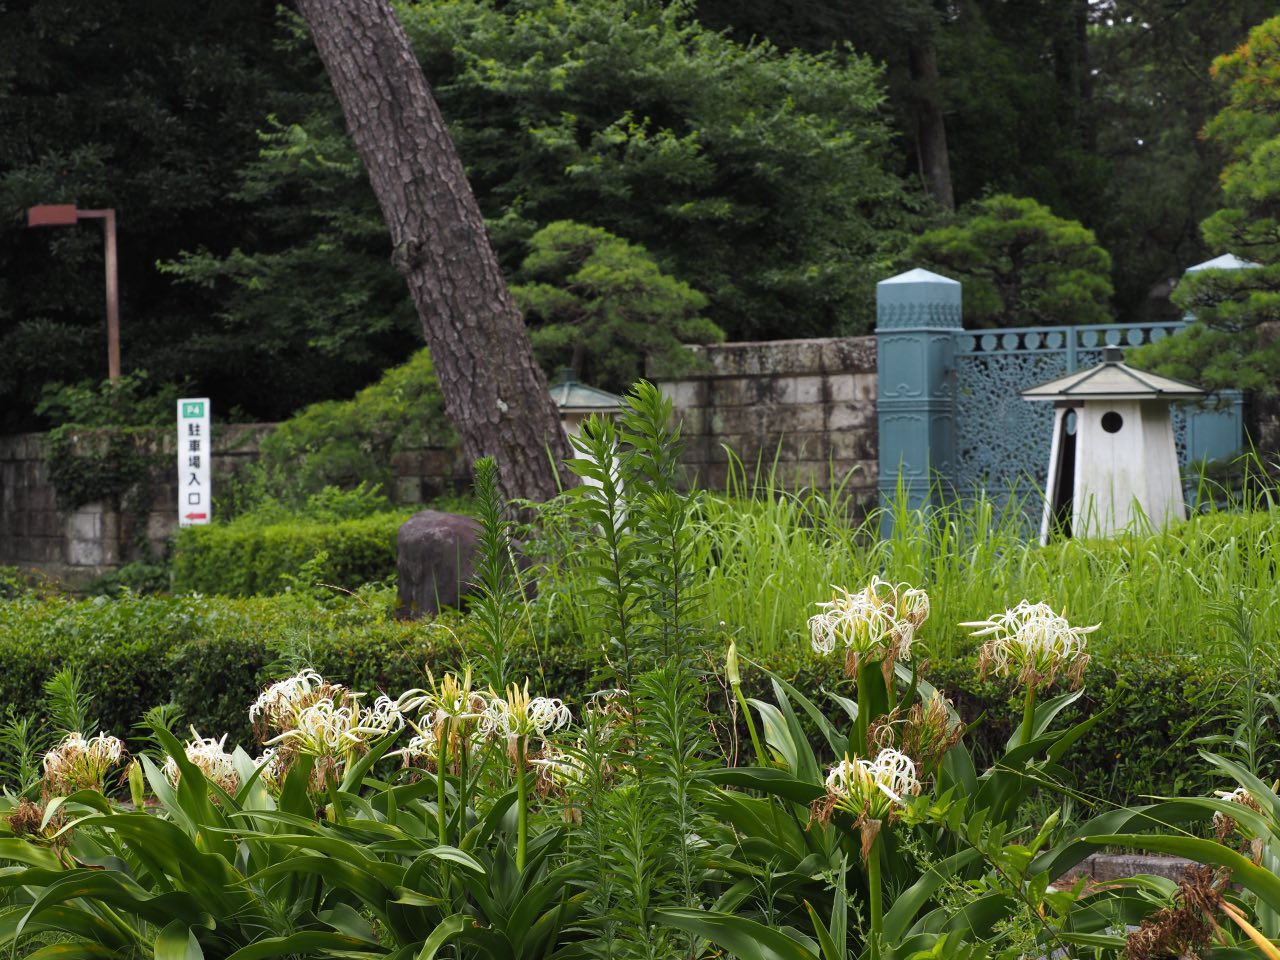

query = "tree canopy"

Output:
[[2, 0, 1278, 428], [513, 221, 723, 393], [1135, 15, 1280, 394], [908, 195, 1114, 328]]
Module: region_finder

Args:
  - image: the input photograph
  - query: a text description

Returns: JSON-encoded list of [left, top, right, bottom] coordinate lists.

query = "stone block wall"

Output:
[[0, 425, 466, 586], [653, 337, 879, 504]]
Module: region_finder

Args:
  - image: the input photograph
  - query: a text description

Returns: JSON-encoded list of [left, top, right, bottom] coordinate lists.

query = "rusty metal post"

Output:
[[26, 205, 121, 383], [101, 210, 120, 382]]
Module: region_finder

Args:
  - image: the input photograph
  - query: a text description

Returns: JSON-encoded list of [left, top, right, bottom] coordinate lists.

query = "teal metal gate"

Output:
[[876, 270, 1244, 513]]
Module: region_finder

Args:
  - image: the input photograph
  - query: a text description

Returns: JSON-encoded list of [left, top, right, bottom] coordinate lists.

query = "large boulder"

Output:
[[396, 510, 481, 619]]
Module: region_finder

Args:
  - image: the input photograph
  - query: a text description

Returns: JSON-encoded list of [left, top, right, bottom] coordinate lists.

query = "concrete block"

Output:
[[100, 510, 121, 543], [829, 459, 879, 487], [828, 403, 876, 432], [67, 538, 104, 567], [704, 340, 825, 377], [820, 337, 877, 373], [853, 373, 877, 403], [395, 476, 421, 503], [147, 512, 175, 543], [711, 404, 825, 437], [65, 508, 103, 541], [773, 460, 831, 489], [707, 377, 761, 407], [660, 379, 708, 410], [829, 431, 877, 461], [674, 406, 707, 436], [693, 462, 731, 491], [768, 375, 824, 405]]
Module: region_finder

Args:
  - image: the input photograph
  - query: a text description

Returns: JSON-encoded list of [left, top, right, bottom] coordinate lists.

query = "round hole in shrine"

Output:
[[1101, 411, 1123, 434], [1065, 411, 1077, 435]]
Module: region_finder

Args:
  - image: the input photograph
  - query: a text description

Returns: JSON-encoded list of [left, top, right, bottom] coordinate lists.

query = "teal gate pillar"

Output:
[[876, 269, 962, 530]]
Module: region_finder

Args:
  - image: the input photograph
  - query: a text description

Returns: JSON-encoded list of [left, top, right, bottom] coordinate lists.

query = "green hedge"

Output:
[[0, 589, 1239, 805], [172, 511, 411, 596]]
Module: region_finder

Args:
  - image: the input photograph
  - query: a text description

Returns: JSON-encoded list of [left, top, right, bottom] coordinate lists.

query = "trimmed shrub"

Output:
[[172, 510, 410, 595], [0, 587, 1236, 806]]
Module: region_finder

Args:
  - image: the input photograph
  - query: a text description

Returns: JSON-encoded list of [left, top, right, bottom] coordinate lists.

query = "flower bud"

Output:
[[726, 640, 741, 687]]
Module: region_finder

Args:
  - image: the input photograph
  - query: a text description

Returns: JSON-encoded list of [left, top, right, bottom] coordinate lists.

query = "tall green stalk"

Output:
[[515, 734, 529, 872], [1020, 684, 1037, 747], [866, 836, 883, 960], [437, 717, 450, 847]]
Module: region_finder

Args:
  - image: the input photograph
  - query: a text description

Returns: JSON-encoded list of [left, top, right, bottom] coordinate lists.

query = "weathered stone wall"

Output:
[[0, 425, 466, 586], [654, 337, 878, 503]]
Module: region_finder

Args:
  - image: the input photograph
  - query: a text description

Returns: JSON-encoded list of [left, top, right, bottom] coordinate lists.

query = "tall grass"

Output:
[[533, 455, 1280, 665]]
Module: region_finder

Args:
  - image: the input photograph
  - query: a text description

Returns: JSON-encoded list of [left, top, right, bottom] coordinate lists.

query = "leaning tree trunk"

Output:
[[295, 0, 577, 505]]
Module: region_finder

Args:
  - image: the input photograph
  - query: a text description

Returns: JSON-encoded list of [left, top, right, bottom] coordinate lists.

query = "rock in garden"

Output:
[[396, 510, 482, 619]]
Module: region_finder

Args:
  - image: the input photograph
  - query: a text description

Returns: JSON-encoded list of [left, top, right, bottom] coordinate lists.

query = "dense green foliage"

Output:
[[0, 586, 1242, 808], [1136, 15, 1280, 395], [171, 509, 410, 596], [531, 478, 1280, 663], [229, 347, 453, 511], [5, 0, 1279, 428], [698, 0, 1278, 321], [907, 195, 1114, 327], [168, 0, 915, 353], [513, 221, 724, 392], [0, 2, 420, 430]]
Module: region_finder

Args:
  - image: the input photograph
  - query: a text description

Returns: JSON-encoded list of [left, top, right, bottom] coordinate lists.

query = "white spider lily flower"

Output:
[[964, 600, 1096, 689], [1212, 785, 1264, 838], [482, 682, 572, 761], [362, 694, 405, 737], [43, 732, 127, 794], [250, 669, 331, 728], [824, 749, 920, 815], [815, 748, 921, 856], [252, 748, 285, 792], [808, 578, 928, 676], [163, 729, 240, 794], [531, 746, 585, 793]]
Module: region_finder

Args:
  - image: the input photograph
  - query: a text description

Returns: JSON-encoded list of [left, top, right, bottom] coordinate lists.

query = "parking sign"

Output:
[[177, 398, 212, 526]]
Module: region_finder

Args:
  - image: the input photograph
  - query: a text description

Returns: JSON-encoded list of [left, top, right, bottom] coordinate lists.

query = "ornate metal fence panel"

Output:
[[951, 321, 1194, 500], [875, 269, 1245, 526]]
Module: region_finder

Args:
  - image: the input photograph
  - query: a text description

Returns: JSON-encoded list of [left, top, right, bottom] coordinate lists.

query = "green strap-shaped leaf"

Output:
[[416, 915, 470, 960], [155, 920, 204, 960], [224, 931, 386, 960], [0, 904, 128, 950], [706, 768, 824, 806], [882, 848, 982, 943], [22, 943, 121, 960], [0, 837, 62, 870], [657, 908, 820, 960]]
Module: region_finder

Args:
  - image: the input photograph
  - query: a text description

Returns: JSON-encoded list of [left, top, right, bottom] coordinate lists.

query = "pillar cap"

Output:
[[1185, 253, 1258, 273], [876, 268, 962, 331]]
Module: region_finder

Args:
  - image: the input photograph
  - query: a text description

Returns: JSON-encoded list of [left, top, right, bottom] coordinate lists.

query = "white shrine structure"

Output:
[[1022, 346, 1204, 543]]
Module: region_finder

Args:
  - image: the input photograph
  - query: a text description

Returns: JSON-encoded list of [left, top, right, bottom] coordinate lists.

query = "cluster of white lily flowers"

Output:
[[163, 730, 241, 794], [816, 748, 922, 855], [42, 732, 127, 795], [809, 577, 930, 677], [963, 599, 1096, 690], [825, 749, 921, 818]]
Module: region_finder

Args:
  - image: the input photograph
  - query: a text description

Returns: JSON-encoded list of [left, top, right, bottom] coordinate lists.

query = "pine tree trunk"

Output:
[[294, 0, 577, 504]]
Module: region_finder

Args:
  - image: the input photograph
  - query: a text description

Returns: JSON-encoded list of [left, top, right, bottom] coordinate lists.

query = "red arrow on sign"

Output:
[[184, 512, 208, 520]]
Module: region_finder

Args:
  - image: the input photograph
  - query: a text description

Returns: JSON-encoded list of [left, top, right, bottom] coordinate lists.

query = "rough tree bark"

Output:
[[294, 0, 577, 504]]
